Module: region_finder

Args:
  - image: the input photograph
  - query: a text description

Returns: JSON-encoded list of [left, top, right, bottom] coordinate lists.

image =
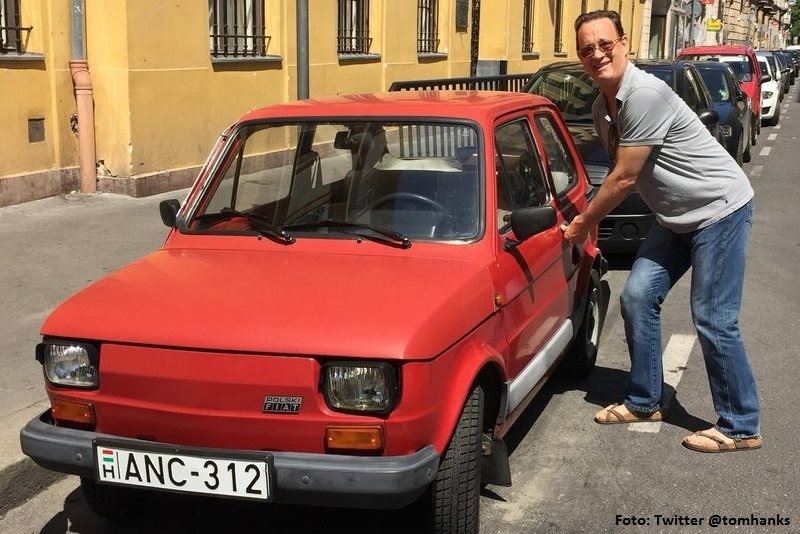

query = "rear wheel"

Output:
[[81, 477, 150, 521], [562, 273, 602, 379], [431, 385, 483, 534]]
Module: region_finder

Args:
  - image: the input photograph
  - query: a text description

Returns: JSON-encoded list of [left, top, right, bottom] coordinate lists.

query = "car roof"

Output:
[[680, 45, 754, 55], [238, 91, 553, 123]]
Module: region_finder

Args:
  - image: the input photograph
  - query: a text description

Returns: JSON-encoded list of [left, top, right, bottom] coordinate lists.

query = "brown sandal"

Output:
[[594, 403, 663, 425], [682, 429, 763, 453]]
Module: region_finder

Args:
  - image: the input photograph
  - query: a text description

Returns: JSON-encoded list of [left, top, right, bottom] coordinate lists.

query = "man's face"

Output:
[[576, 18, 628, 86]]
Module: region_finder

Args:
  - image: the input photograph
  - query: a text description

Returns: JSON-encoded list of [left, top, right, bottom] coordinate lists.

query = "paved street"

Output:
[[1, 83, 799, 533]]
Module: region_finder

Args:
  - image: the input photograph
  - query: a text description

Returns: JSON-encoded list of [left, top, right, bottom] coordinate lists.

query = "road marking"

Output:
[[768, 133, 778, 141], [750, 165, 764, 179], [759, 146, 772, 156], [773, 124, 781, 130], [629, 333, 696, 434]]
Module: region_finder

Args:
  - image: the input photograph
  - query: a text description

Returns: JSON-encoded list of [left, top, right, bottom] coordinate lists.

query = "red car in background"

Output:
[[21, 91, 608, 533], [678, 45, 769, 148]]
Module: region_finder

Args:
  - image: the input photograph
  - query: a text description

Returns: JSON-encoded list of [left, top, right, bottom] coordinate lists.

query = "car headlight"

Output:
[[763, 91, 774, 99], [36, 341, 99, 388], [323, 362, 398, 414]]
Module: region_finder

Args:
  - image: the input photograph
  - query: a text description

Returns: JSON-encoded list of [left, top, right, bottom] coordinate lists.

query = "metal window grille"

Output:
[[337, 0, 371, 54], [522, 0, 534, 53], [417, 0, 439, 54], [209, 0, 267, 57], [554, 0, 563, 53], [1, 0, 31, 54]]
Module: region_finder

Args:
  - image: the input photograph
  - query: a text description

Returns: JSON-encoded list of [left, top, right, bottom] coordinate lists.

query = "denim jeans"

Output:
[[619, 199, 759, 438]]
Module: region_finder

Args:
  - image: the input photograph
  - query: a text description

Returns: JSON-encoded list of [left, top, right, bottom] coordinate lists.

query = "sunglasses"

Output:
[[578, 37, 623, 59]]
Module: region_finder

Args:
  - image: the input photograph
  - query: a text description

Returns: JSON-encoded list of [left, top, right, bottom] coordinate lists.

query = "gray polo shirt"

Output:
[[592, 62, 753, 233]]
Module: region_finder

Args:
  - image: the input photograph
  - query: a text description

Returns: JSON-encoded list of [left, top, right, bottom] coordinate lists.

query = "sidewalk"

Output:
[[0, 189, 188, 480]]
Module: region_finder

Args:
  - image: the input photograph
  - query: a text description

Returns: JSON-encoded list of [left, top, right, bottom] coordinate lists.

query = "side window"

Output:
[[209, 0, 268, 58], [682, 70, 704, 112], [494, 120, 548, 231], [532, 113, 578, 197]]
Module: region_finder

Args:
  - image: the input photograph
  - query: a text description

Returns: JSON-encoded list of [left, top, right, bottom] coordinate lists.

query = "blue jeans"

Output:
[[619, 199, 759, 438]]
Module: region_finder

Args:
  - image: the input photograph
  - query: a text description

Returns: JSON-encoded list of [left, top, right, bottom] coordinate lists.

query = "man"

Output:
[[563, 10, 761, 453]]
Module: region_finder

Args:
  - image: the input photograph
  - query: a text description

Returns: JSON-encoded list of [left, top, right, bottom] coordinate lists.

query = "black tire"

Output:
[[81, 477, 150, 521], [431, 386, 483, 534], [562, 273, 602, 379], [743, 125, 752, 163], [733, 134, 744, 167]]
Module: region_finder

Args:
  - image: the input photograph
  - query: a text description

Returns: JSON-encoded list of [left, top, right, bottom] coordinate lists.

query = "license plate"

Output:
[[93, 440, 272, 501]]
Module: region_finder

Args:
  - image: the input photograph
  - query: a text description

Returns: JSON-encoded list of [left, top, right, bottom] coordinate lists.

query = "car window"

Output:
[[193, 120, 482, 241], [532, 113, 578, 197], [683, 69, 707, 111], [525, 70, 598, 123], [494, 119, 549, 231], [698, 69, 730, 103], [685, 55, 753, 82]]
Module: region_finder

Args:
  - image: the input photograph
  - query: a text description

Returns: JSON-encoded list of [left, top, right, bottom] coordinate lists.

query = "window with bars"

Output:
[[522, 0, 535, 54], [1, 0, 30, 54], [209, 0, 267, 58], [337, 0, 371, 55], [417, 0, 439, 54], [553, 0, 563, 53]]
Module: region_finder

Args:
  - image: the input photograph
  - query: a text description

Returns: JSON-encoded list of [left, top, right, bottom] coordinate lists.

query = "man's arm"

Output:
[[561, 144, 652, 244]]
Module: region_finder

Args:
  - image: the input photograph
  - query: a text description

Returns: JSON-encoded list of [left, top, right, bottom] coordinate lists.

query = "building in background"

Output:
[[2, 1, 651, 208]]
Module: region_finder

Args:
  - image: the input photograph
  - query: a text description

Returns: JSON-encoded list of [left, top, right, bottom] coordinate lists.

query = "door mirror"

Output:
[[509, 206, 556, 243], [159, 199, 181, 228], [696, 109, 719, 127]]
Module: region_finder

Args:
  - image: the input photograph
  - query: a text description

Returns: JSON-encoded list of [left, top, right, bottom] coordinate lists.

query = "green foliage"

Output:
[[792, 4, 800, 43]]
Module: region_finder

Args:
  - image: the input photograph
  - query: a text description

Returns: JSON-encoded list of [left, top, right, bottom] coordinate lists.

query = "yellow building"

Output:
[[1, 1, 646, 208]]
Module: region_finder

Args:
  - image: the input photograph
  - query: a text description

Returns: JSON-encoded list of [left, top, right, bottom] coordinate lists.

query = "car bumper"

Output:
[[20, 410, 438, 509]]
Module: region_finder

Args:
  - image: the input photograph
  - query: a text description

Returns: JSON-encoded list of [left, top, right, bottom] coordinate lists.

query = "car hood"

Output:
[[40, 248, 497, 359]]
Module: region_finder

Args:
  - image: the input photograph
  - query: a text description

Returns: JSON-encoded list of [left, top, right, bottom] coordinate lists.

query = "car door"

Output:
[[492, 110, 575, 397]]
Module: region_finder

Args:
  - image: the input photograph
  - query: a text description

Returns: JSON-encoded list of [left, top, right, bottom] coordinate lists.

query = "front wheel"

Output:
[[431, 385, 483, 534]]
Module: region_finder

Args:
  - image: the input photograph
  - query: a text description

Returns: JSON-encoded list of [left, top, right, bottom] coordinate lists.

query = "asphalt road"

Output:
[[1, 83, 798, 533]]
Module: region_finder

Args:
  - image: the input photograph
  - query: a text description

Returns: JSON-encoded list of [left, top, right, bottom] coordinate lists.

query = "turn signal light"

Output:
[[325, 426, 384, 451], [51, 397, 96, 428]]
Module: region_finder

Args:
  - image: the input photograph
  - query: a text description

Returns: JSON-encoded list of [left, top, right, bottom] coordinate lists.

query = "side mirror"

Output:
[[760, 74, 771, 84], [696, 109, 719, 127], [507, 206, 556, 247], [159, 199, 181, 228]]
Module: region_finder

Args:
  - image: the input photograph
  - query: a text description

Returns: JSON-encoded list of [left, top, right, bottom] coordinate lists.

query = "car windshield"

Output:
[[526, 70, 599, 123], [638, 66, 673, 87], [188, 120, 482, 242], [683, 55, 752, 82]]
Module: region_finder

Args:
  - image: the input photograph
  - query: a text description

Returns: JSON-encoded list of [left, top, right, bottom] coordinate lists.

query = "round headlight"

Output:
[[38, 341, 99, 388]]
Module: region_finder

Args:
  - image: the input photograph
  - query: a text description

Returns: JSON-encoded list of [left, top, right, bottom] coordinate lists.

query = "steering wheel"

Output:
[[370, 192, 451, 220]]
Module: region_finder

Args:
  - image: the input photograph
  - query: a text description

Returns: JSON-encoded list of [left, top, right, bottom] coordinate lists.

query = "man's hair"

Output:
[[574, 10, 625, 40]]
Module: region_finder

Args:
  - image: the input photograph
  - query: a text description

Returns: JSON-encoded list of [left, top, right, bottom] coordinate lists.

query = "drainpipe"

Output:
[[297, 0, 309, 100], [70, 0, 96, 193]]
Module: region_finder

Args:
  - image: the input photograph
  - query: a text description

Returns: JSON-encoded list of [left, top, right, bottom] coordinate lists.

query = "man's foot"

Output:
[[594, 403, 663, 424], [682, 427, 763, 453]]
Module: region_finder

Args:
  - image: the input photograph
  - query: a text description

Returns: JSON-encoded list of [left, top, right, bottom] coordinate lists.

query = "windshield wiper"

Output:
[[283, 218, 411, 249], [194, 208, 295, 244]]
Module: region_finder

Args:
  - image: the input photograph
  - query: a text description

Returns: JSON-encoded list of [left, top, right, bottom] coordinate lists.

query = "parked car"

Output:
[[634, 60, 722, 143], [523, 60, 723, 254], [757, 51, 784, 104], [522, 62, 654, 254], [774, 50, 794, 88], [678, 45, 767, 146], [691, 61, 753, 165], [756, 55, 782, 127], [20, 90, 609, 533]]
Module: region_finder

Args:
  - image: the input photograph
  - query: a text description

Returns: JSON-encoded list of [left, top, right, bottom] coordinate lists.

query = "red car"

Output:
[[21, 91, 607, 533], [678, 45, 769, 147]]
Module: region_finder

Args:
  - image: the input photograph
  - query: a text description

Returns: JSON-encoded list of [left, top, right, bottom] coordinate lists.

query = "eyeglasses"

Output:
[[578, 37, 623, 59]]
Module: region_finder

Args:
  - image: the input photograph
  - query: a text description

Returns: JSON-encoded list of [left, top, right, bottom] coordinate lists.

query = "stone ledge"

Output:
[[97, 166, 200, 198]]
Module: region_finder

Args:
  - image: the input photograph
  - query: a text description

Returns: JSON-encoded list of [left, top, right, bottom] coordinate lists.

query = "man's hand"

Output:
[[561, 214, 591, 244]]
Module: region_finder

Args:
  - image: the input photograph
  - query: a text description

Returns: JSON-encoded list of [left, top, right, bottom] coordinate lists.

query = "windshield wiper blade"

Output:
[[194, 208, 295, 244], [284, 218, 411, 249]]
